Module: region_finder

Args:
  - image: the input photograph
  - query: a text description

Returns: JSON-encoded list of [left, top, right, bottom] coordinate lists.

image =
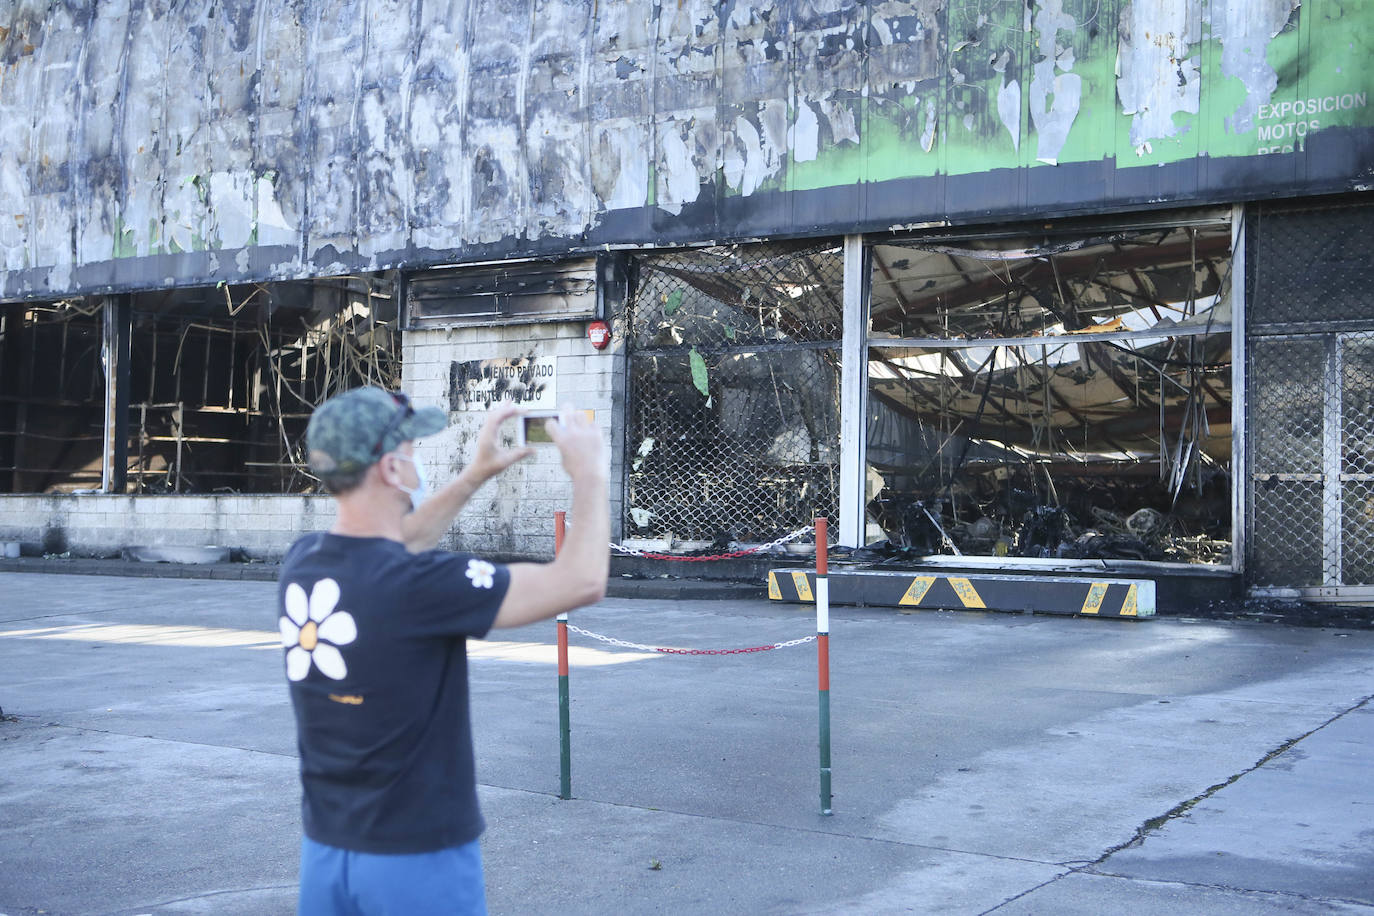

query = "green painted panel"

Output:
[[793, 0, 1371, 181]]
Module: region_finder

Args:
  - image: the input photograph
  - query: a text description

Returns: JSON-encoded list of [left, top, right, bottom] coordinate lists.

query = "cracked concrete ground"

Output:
[[0, 572, 1371, 915]]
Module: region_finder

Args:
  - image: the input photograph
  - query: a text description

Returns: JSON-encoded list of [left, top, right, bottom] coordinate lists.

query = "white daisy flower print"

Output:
[[466, 559, 496, 589], [281, 578, 357, 681]]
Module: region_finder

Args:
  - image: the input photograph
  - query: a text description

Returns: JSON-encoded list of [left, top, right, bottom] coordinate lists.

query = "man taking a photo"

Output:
[[278, 387, 608, 915]]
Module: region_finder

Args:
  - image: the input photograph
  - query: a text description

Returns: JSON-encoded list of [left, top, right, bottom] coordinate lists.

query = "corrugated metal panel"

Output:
[[0, 1, 1369, 301]]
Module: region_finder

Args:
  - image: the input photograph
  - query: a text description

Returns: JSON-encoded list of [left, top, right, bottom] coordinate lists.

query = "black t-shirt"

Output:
[[277, 532, 509, 854]]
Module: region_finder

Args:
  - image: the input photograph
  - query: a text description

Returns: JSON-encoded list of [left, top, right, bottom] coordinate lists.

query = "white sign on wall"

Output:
[[449, 356, 557, 410]]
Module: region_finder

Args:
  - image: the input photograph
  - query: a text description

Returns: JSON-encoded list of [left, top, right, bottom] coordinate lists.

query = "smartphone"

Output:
[[516, 409, 593, 446]]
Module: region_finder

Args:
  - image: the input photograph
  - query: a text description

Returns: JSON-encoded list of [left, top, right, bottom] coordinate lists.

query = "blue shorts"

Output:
[[298, 836, 488, 916]]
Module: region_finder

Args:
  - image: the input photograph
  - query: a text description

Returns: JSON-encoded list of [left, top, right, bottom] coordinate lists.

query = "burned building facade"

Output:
[[0, 1, 1370, 600]]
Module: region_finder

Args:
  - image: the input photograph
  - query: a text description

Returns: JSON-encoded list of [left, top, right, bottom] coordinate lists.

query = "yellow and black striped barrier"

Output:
[[768, 568, 1154, 618]]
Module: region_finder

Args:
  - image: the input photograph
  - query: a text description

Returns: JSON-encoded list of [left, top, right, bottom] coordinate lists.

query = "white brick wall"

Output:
[[0, 494, 335, 558], [402, 319, 626, 559]]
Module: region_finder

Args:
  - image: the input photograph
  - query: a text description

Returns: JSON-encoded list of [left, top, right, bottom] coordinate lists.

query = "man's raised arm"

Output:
[[401, 403, 532, 553], [492, 411, 609, 628]]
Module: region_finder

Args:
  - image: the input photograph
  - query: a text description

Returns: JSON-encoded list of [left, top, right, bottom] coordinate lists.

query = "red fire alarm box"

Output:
[[587, 320, 611, 350]]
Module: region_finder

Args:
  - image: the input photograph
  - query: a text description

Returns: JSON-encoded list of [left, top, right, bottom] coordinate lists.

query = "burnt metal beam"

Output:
[[0, 306, 23, 492], [871, 234, 1230, 325], [109, 294, 132, 493], [869, 400, 1231, 446]]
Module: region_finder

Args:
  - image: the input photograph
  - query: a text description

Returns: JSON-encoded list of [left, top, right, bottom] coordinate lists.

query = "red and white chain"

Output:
[[565, 623, 817, 656]]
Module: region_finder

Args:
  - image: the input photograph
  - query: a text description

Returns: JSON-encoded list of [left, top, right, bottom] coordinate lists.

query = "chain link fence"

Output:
[[1246, 200, 1374, 327], [624, 242, 844, 544], [1247, 197, 1374, 589], [1248, 334, 1328, 586]]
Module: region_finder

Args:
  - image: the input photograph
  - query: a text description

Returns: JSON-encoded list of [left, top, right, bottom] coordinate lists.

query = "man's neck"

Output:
[[331, 489, 407, 542]]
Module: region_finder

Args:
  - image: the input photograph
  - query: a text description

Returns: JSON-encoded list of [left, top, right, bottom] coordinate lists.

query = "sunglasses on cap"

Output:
[[370, 391, 415, 459]]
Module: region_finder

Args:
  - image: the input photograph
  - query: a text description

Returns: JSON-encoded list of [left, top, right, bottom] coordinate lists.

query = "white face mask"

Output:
[[391, 453, 429, 509]]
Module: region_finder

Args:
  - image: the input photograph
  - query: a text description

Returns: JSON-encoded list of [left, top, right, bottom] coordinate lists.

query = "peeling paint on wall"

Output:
[[1215, 0, 1302, 135], [1117, 0, 1202, 153], [1029, 0, 1081, 165], [0, 0, 1369, 301]]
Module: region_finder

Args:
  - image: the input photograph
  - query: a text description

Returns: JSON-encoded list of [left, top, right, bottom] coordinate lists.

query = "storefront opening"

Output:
[[864, 215, 1233, 566]]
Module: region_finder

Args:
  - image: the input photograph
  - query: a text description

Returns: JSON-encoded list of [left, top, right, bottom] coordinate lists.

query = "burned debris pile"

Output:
[[864, 490, 1229, 564]]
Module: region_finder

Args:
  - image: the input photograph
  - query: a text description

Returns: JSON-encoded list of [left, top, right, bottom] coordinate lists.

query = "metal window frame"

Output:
[[620, 241, 846, 545], [1248, 328, 1374, 602], [1230, 203, 1247, 577], [839, 235, 870, 547], [1243, 195, 1374, 600]]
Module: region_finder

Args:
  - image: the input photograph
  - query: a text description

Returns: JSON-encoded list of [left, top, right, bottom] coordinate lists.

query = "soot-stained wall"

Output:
[[1, 0, 1370, 302], [402, 320, 625, 559]]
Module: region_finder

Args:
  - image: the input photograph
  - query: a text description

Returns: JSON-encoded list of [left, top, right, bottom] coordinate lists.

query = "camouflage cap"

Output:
[[306, 387, 447, 476]]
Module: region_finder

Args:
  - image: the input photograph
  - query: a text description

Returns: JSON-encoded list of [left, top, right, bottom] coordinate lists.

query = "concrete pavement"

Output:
[[0, 572, 1371, 915]]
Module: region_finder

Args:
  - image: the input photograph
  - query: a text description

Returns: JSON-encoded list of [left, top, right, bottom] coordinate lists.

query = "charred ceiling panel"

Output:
[[1, 0, 1369, 301]]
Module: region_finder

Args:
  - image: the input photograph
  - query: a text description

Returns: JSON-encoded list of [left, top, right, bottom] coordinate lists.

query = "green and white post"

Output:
[[816, 516, 832, 816], [555, 511, 572, 800]]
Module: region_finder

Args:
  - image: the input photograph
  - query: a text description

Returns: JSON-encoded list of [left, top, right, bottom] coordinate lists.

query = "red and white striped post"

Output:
[[815, 516, 832, 816], [555, 511, 572, 799]]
